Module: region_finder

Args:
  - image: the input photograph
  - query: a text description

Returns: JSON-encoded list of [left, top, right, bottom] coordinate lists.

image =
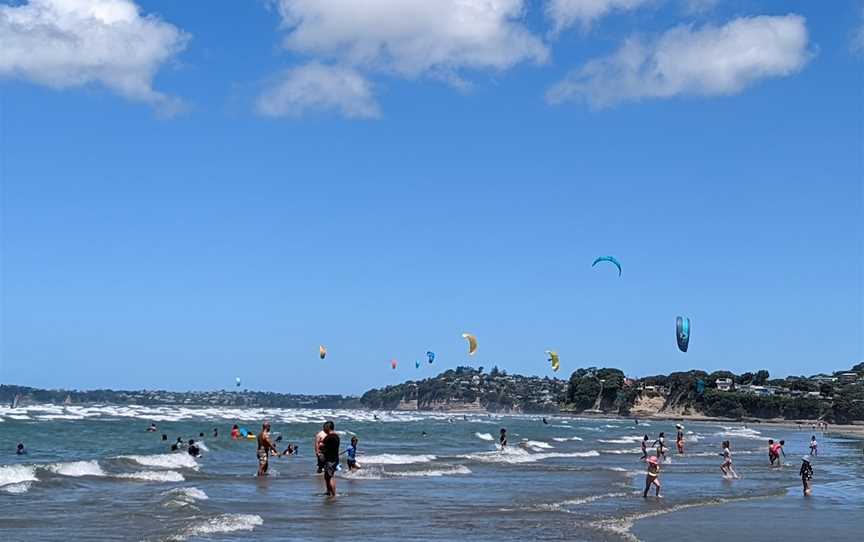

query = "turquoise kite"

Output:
[[592, 256, 622, 277]]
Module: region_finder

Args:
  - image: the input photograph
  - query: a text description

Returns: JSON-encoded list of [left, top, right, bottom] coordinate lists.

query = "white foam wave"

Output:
[[162, 487, 209, 507], [602, 448, 643, 455], [717, 427, 764, 440], [0, 464, 38, 487], [120, 453, 199, 470], [475, 432, 494, 441], [169, 514, 263, 540], [45, 460, 106, 477], [598, 436, 644, 444], [523, 440, 553, 450], [2, 481, 32, 494], [361, 454, 437, 465], [552, 436, 584, 442], [463, 448, 599, 464], [118, 470, 185, 482], [392, 466, 472, 477]]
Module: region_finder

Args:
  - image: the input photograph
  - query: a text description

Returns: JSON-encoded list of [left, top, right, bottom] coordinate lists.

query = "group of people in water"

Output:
[[144, 417, 827, 500], [635, 424, 820, 498]]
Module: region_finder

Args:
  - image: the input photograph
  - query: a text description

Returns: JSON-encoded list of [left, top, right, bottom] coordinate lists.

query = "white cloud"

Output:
[[0, 0, 188, 112], [680, 0, 718, 15], [547, 15, 811, 108], [256, 63, 380, 119], [545, 0, 654, 32], [261, 0, 548, 118], [853, 5, 864, 55]]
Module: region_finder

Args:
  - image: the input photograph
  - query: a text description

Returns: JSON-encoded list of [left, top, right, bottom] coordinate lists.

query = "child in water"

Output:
[[643, 456, 661, 498], [640, 435, 649, 460], [343, 436, 361, 470], [675, 424, 685, 455], [652, 432, 667, 461], [799, 456, 813, 496], [720, 440, 738, 479], [809, 436, 818, 456], [499, 428, 508, 449]]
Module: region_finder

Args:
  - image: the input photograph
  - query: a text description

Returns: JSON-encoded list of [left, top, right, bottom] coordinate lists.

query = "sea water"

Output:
[[0, 404, 861, 541]]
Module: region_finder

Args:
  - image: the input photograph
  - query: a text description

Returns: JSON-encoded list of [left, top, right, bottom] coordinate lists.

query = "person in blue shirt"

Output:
[[342, 436, 361, 470]]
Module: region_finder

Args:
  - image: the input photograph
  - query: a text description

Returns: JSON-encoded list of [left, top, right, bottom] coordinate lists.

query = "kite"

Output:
[[462, 333, 478, 356], [592, 256, 622, 277], [391, 359, 398, 370], [415, 360, 421, 369], [426, 351, 435, 364], [235, 377, 241, 388], [676, 316, 691, 353], [319, 345, 327, 360], [546, 351, 560, 372]]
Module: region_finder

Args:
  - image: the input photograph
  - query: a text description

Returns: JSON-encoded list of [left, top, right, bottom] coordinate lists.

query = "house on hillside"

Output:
[[715, 378, 733, 392], [838, 372, 860, 384], [810, 374, 837, 384]]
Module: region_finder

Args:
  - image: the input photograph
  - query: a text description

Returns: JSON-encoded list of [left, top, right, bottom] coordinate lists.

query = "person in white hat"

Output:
[[799, 456, 813, 496]]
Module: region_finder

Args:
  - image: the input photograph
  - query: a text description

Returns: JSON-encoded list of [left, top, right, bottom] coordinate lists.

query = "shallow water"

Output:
[[1, 404, 862, 541]]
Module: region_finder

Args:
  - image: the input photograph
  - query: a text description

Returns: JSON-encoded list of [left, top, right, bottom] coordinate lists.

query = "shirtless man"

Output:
[[314, 423, 328, 474], [257, 422, 278, 476]]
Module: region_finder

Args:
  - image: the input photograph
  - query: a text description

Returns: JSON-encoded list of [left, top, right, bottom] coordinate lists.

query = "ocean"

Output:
[[1, 404, 862, 541]]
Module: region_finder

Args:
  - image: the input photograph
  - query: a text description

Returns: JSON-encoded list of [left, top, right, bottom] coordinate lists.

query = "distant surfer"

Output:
[[321, 421, 340, 497], [643, 456, 661, 498], [16, 442, 26, 455], [314, 423, 328, 474], [809, 436, 818, 456], [799, 456, 813, 496], [675, 424, 685, 455], [499, 428, 508, 449], [720, 440, 738, 479], [256, 422, 278, 477]]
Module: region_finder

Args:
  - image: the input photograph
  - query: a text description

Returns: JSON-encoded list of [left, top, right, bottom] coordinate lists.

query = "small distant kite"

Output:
[[546, 351, 560, 372], [391, 359, 398, 370], [462, 333, 478, 356], [415, 360, 421, 369], [235, 377, 241, 388], [592, 256, 622, 277], [426, 351, 435, 364], [676, 316, 691, 353], [319, 345, 327, 360]]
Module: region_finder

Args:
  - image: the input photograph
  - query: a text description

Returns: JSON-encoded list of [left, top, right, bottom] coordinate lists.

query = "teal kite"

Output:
[[592, 256, 622, 276]]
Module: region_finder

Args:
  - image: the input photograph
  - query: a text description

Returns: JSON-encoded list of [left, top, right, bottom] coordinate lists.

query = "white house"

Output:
[[715, 378, 733, 392]]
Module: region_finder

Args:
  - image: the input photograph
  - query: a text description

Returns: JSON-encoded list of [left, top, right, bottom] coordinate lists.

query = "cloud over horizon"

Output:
[[546, 14, 811, 108], [0, 0, 189, 113]]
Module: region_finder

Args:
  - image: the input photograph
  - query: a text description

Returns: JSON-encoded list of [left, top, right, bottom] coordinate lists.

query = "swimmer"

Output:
[[542, 417, 548, 425], [231, 424, 241, 440], [799, 456, 813, 496], [499, 428, 508, 448], [314, 423, 328, 474], [213, 428, 218, 438], [146, 423, 157, 432], [720, 440, 738, 479], [321, 421, 340, 497], [187, 439, 202, 458], [161, 434, 168, 441], [635, 418, 639, 426], [282, 443, 295, 456], [342, 436, 361, 470], [16, 443, 26, 455], [675, 424, 685, 455], [643, 456, 661, 498], [809, 436, 818, 456], [171, 437, 184, 452], [257, 422, 278, 476], [652, 432, 667, 461]]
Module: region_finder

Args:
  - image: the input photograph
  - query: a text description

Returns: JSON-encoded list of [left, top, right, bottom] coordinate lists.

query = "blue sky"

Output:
[[1, 0, 862, 395]]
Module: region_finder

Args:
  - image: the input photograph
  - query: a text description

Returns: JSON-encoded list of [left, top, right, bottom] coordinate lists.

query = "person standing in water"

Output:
[[499, 428, 508, 449], [809, 436, 818, 456], [643, 456, 661, 498], [343, 436, 361, 470], [720, 440, 738, 479], [640, 435, 649, 460], [799, 456, 813, 496], [321, 421, 340, 497], [314, 423, 328, 474], [256, 422, 278, 477], [652, 432, 667, 461], [675, 424, 685, 455], [768, 439, 777, 465]]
